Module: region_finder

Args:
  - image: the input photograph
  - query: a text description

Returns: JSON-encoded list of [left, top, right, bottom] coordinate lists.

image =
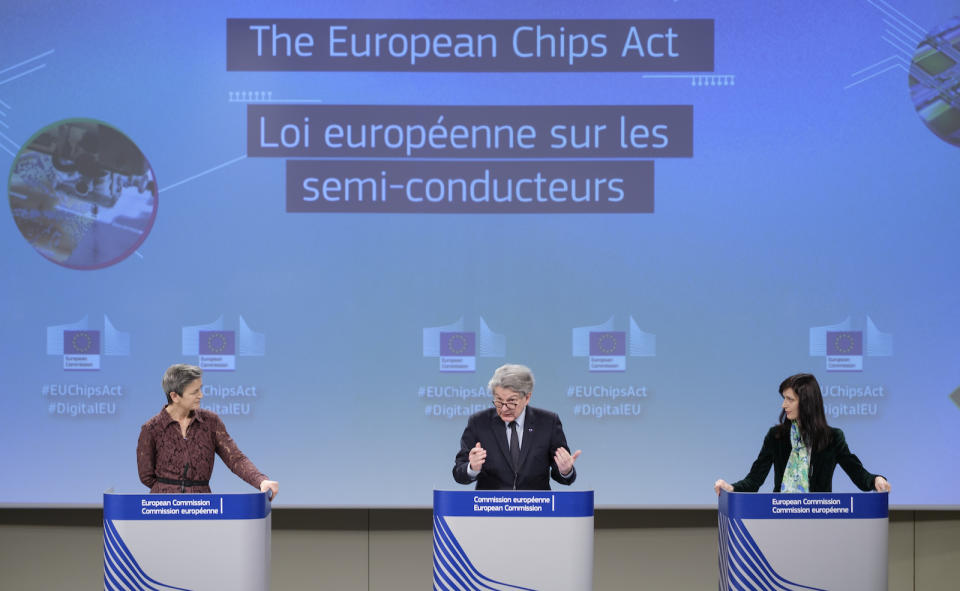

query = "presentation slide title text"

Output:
[[227, 19, 715, 71]]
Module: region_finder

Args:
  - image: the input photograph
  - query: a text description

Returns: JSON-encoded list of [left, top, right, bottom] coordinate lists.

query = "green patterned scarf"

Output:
[[782, 421, 810, 493]]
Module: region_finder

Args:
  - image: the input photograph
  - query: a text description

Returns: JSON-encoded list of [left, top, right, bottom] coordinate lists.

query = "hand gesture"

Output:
[[469, 442, 487, 472], [874, 476, 891, 492], [554, 448, 582, 476]]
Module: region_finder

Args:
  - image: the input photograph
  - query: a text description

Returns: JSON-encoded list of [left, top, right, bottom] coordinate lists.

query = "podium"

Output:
[[433, 489, 594, 591], [718, 491, 888, 591], [103, 492, 271, 591]]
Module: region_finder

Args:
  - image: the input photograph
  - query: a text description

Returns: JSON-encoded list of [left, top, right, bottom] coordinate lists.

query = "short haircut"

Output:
[[488, 364, 534, 397], [162, 364, 203, 405]]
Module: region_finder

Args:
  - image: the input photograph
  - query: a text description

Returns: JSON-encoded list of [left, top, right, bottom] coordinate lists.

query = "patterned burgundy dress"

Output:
[[137, 407, 267, 493]]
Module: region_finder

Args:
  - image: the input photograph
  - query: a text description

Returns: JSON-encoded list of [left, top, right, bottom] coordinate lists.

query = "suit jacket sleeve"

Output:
[[833, 429, 880, 492], [731, 428, 777, 492], [453, 416, 480, 485], [548, 414, 576, 486]]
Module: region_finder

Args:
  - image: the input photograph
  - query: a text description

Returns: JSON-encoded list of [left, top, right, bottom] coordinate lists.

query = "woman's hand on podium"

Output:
[[260, 479, 279, 500], [714, 479, 734, 495], [873, 476, 890, 492]]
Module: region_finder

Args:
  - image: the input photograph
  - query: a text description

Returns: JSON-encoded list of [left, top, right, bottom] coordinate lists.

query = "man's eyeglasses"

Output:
[[492, 398, 523, 410]]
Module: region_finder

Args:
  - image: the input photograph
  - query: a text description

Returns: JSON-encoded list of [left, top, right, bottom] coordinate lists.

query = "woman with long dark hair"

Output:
[[714, 373, 890, 494]]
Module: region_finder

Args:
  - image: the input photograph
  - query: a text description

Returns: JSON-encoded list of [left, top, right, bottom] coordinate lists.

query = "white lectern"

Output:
[[433, 489, 594, 591], [103, 492, 270, 591], [718, 490, 888, 590]]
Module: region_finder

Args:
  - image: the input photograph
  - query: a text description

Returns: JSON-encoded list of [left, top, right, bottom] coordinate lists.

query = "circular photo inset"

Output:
[[908, 17, 960, 147], [8, 119, 158, 269]]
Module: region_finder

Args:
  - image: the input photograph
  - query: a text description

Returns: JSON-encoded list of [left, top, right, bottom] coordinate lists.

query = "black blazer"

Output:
[[452, 406, 576, 490], [732, 426, 880, 493]]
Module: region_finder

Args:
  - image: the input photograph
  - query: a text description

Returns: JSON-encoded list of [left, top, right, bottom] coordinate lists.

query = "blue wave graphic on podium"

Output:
[[103, 519, 192, 591], [718, 512, 826, 591], [433, 514, 537, 591]]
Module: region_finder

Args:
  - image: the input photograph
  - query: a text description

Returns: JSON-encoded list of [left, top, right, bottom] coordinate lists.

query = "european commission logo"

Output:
[[440, 332, 476, 372], [423, 317, 505, 373], [572, 316, 655, 372], [182, 315, 265, 372], [46, 315, 130, 371], [809, 316, 892, 373]]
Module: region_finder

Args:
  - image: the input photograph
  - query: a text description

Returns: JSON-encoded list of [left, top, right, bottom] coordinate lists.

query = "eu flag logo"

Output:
[[440, 332, 475, 356], [199, 330, 236, 371], [826, 331, 863, 372], [439, 332, 476, 373], [199, 331, 236, 355], [62, 330, 101, 371], [589, 331, 626, 372], [589, 331, 625, 356], [826, 332, 862, 356], [64, 330, 101, 355]]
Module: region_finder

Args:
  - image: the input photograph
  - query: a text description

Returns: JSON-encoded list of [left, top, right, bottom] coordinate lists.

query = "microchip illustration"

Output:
[[909, 17, 960, 147]]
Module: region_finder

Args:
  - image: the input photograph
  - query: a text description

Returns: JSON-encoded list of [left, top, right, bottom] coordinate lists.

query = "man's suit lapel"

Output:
[[516, 407, 535, 471], [488, 411, 513, 469]]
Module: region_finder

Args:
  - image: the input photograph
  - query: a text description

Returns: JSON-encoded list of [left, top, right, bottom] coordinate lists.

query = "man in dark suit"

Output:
[[453, 364, 581, 490]]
